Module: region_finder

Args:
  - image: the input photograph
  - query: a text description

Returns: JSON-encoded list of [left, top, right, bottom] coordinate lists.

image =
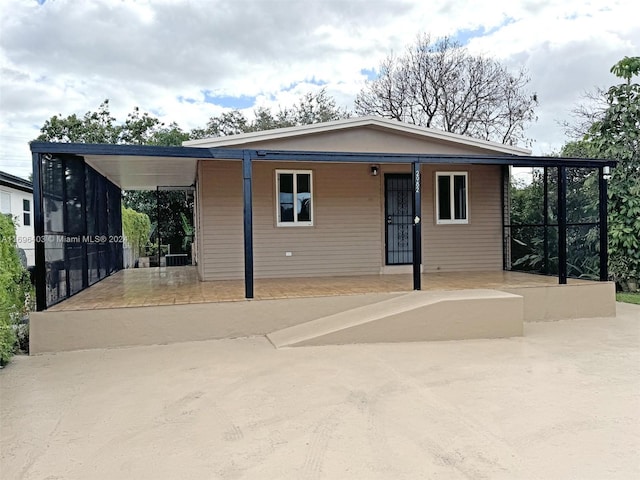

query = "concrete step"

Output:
[[267, 289, 523, 348]]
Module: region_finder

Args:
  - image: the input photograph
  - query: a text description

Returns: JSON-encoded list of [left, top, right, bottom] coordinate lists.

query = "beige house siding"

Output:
[[253, 162, 381, 278], [421, 164, 503, 272], [198, 159, 503, 280], [212, 126, 497, 155], [199, 161, 382, 280], [199, 160, 244, 280], [195, 125, 511, 280]]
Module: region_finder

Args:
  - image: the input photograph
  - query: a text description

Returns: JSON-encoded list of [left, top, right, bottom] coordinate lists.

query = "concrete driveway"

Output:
[[1, 303, 639, 479]]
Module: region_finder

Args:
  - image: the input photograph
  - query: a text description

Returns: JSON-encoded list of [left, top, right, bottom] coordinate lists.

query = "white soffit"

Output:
[[84, 155, 199, 190]]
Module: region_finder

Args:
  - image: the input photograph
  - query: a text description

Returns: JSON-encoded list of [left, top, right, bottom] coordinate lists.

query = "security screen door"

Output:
[[385, 174, 413, 265]]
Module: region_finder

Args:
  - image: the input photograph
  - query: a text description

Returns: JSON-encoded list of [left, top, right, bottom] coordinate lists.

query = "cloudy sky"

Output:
[[0, 0, 637, 179]]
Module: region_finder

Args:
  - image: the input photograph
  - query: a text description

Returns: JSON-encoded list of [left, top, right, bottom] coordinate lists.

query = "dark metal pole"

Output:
[[543, 167, 549, 275], [156, 187, 162, 267], [412, 162, 422, 290], [115, 184, 124, 271], [557, 166, 567, 284], [32, 152, 46, 311], [500, 165, 508, 271], [81, 160, 88, 289], [242, 150, 254, 298], [61, 156, 70, 299], [598, 167, 609, 281]]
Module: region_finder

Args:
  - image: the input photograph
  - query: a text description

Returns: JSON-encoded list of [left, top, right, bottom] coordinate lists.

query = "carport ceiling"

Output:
[[84, 155, 200, 190]]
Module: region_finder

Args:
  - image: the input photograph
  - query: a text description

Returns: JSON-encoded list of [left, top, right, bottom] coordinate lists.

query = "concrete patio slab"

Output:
[[1, 303, 639, 480]]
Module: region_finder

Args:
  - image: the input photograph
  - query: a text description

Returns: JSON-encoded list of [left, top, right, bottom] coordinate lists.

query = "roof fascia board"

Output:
[[28, 142, 616, 168], [29, 142, 227, 159], [248, 150, 617, 168], [0, 173, 33, 193], [0, 181, 33, 193]]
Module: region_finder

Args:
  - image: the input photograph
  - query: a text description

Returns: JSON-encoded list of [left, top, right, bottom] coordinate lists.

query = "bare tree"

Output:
[[561, 87, 608, 139], [355, 34, 538, 146]]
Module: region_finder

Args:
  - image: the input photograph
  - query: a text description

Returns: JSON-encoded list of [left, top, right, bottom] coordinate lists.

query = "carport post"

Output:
[[412, 162, 422, 290], [32, 152, 46, 311], [242, 150, 254, 299], [598, 166, 609, 281], [557, 166, 567, 284]]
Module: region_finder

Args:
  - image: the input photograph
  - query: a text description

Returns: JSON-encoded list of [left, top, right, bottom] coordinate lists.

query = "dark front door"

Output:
[[385, 174, 413, 265]]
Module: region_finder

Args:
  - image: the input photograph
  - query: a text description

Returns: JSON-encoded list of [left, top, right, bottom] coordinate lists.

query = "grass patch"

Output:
[[616, 292, 640, 305]]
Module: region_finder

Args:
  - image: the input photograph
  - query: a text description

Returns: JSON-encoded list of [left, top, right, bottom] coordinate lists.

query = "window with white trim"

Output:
[[436, 172, 468, 224], [0, 191, 10, 215], [23, 198, 31, 226], [276, 170, 313, 226]]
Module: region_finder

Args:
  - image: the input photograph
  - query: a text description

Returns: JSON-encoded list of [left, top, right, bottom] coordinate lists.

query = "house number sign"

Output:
[[415, 171, 421, 193]]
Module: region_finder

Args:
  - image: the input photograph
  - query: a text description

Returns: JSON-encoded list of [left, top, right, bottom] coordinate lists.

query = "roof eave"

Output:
[[29, 142, 617, 169]]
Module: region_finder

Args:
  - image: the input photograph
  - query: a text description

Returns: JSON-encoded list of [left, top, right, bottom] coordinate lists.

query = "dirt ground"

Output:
[[1, 303, 639, 479]]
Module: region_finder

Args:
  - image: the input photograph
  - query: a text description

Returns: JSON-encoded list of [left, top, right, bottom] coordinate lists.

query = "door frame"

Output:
[[384, 173, 414, 265]]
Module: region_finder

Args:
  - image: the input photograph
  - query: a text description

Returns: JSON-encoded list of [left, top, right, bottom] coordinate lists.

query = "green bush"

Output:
[[122, 206, 151, 257], [0, 215, 33, 365]]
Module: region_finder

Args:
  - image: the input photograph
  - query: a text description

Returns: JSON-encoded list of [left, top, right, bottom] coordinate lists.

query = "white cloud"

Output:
[[0, 0, 638, 178]]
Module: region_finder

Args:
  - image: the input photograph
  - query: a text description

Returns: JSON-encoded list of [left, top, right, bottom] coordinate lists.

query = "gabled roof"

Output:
[[0, 170, 32, 193], [183, 115, 532, 156]]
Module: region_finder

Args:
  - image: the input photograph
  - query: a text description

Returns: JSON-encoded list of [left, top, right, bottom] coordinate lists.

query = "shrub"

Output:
[[122, 207, 151, 256], [0, 215, 33, 365]]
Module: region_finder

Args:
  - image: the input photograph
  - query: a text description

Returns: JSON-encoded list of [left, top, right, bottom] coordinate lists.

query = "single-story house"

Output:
[[1, 170, 35, 266], [28, 116, 617, 353]]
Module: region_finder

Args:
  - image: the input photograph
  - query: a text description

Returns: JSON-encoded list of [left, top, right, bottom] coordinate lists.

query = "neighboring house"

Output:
[[0, 170, 34, 266]]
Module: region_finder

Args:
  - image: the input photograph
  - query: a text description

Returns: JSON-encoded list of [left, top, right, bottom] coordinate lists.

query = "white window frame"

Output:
[[23, 198, 31, 226], [436, 172, 469, 225], [275, 169, 314, 227], [0, 191, 10, 215]]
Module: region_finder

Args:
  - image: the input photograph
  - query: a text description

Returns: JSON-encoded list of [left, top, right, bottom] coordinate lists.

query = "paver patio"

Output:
[[1, 303, 639, 479], [47, 266, 593, 311]]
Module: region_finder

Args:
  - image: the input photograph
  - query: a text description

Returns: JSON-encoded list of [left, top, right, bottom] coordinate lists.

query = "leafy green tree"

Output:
[[509, 171, 547, 273], [190, 110, 250, 138], [119, 107, 163, 144], [585, 57, 640, 288], [549, 57, 640, 288], [37, 100, 190, 146], [121, 190, 193, 256], [36, 99, 120, 143], [0, 215, 33, 364], [148, 123, 191, 146], [283, 89, 351, 126], [190, 88, 350, 139], [121, 207, 151, 256]]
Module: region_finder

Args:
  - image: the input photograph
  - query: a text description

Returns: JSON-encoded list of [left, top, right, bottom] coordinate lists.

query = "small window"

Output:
[[0, 191, 10, 214], [276, 170, 313, 226], [436, 172, 468, 224], [23, 198, 31, 226]]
